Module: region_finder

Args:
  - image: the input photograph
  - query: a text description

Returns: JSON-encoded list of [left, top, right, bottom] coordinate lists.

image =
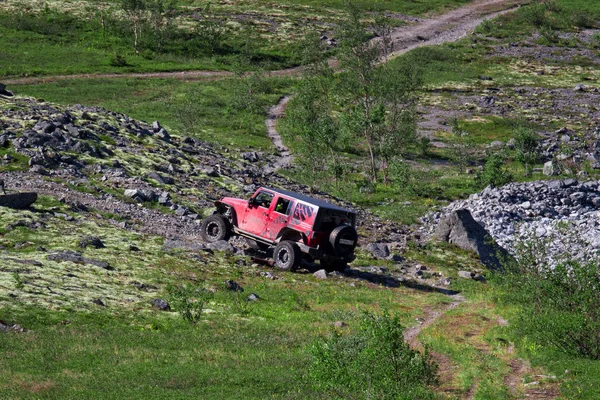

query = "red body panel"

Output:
[[216, 188, 356, 261]]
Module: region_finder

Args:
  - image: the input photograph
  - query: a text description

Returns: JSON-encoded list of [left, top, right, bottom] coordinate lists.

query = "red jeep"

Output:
[[200, 187, 358, 271]]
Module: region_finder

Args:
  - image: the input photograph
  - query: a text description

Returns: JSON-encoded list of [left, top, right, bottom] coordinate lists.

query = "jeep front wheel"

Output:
[[273, 240, 301, 271], [200, 214, 231, 243]]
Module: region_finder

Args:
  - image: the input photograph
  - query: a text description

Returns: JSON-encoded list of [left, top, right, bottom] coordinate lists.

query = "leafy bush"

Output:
[[167, 283, 213, 324], [109, 52, 129, 67], [521, 3, 550, 28], [310, 311, 438, 399], [496, 239, 600, 359], [513, 127, 540, 176], [475, 153, 513, 188]]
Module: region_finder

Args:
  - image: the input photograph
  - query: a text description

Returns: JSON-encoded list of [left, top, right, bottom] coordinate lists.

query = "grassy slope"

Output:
[[0, 0, 475, 78], [13, 77, 296, 151], [3, 1, 600, 399], [0, 198, 452, 399]]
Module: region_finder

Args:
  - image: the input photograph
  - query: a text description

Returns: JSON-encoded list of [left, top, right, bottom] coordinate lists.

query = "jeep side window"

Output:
[[274, 197, 291, 215], [253, 191, 274, 208]]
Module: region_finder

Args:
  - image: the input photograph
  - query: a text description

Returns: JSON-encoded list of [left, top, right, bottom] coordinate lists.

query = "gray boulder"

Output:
[[434, 209, 508, 269], [313, 269, 328, 279], [242, 152, 260, 163], [543, 161, 560, 176], [151, 298, 171, 311], [0, 192, 37, 209], [79, 236, 105, 249], [206, 240, 234, 253], [365, 242, 390, 259], [147, 171, 174, 185]]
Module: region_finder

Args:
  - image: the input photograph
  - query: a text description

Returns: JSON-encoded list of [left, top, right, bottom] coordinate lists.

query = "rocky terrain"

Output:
[[424, 178, 600, 266], [0, 94, 407, 244]]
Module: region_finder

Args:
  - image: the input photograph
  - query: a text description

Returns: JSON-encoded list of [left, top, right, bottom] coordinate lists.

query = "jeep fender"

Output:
[[276, 227, 306, 245], [214, 201, 238, 226]]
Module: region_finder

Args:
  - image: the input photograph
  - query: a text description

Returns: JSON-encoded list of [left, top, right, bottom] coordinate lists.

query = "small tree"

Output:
[[513, 127, 540, 176], [476, 152, 513, 188], [336, 5, 421, 184], [121, 0, 146, 55]]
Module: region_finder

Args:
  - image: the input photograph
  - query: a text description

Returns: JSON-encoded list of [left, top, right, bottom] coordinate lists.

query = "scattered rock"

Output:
[[0, 192, 37, 209], [247, 293, 260, 301], [92, 298, 105, 306], [151, 298, 171, 311], [206, 240, 234, 253], [242, 152, 260, 163], [147, 171, 174, 185], [225, 280, 244, 292], [79, 236, 105, 249], [365, 242, 390, 259], [47, 250, 114, 270], [333, 321, 347, 328], [0, 83, 14, 97], [313, 269, 328, 279], [0, 320, 25, 333], [424, 179, 600, 267], [543, 161, 559, 176]]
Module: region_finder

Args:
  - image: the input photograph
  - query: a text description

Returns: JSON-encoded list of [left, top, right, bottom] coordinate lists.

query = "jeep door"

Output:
[[265, 195, 294, 241], [240, 190, 274, 236]]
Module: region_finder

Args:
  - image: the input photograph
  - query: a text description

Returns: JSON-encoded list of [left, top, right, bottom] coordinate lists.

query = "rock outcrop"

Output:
[[0, 192, 37, 209], [435, 209, 508, 269], [424, 179, 600, 266]]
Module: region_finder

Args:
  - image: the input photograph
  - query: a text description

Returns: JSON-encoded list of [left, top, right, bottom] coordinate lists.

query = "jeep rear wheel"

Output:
[[329, 225, 358, 257], [200, 214, 231, 243], [273, 240, 301, 271]]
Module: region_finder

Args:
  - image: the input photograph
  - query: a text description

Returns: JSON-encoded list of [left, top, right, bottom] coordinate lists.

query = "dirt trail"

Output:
[[264, 95, 292, 171], [383, 0, 527, 61], [262, 0, 528, 168], [403, 294, 465, 346], [3, 0, 528, 86]]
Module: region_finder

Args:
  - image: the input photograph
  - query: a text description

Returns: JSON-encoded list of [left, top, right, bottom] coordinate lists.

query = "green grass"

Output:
[[0, 24, 238, 78], [0, 199, 455, 399], [0, 0, 479, 78], [13, 77, 296, 151]]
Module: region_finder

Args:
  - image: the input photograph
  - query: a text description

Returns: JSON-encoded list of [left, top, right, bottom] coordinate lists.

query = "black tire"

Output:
[[200, 214, 231, 243], [273, 240, 301, 271], [320, 258, 347, 273], [329, 225, 358, 257]]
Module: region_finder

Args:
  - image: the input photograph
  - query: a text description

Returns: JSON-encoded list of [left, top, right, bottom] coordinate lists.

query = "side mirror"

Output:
[[248, 197, 257, 207]]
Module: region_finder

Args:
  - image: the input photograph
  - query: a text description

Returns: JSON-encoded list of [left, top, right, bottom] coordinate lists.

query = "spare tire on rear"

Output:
[[329, 224, 358, 257]]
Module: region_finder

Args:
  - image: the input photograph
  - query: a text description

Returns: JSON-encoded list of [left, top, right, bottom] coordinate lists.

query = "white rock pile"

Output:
[[422, 179, 600, 266]]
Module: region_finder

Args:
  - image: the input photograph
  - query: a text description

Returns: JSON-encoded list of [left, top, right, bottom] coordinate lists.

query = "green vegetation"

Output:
[[15, 77, 295, 151], [310, 311, 438, 399], [0, 0, 478, 78], [5, 0, 600, 398]]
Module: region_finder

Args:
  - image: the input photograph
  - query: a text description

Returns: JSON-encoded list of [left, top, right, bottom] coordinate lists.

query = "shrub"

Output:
[[513, 127, 540, 176], [109, 52, 129, 67], [475, 153, 513, 188], [167, 283, 213, 324], [571, 11, 596, 29], [496, 237, 600, 359], [521, 4, 549, 28], [310, 311, 438, 399]]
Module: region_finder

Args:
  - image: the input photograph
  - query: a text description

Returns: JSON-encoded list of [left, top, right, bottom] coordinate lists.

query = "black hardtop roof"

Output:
[[262, 187, 355, 214]]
